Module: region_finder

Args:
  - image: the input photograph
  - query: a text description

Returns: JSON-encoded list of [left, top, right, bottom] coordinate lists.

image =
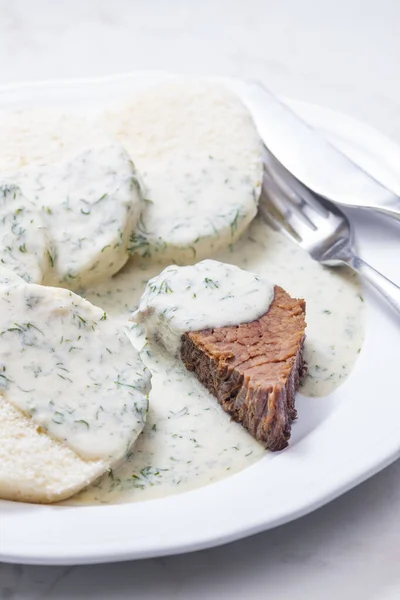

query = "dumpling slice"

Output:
[[101, 79, 263, 262], [0, 281, 150, 503], [16, 144, 143, 288], [0, 398, 107, 504], [0, 110, 143, 288], [0, 183, 53, 283]]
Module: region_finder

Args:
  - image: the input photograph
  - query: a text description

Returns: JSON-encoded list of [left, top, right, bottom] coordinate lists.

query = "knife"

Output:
[[240, 81, 400, 222]]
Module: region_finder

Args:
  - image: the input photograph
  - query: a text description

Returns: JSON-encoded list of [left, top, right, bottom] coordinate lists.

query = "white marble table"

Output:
[[1, 1, 400, 597]]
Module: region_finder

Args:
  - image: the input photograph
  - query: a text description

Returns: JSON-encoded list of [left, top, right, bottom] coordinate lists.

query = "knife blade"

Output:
[[240, 81, 400, 221]]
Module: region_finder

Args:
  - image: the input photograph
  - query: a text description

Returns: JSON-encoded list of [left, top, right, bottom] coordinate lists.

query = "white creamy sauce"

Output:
[[218, 219, 365, 397], [73, 339, 265, 505], [6, 144, 143, 288], [133, 259, 275, 355], [101, 80, 263, 261], [129, 155, 258, 262], [0, 183, 52, 284], [0, 282, 150, 463], [67, 216, 364, 506]]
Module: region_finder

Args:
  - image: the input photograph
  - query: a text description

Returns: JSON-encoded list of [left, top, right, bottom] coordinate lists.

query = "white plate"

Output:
[[0, 73, 399, 566]]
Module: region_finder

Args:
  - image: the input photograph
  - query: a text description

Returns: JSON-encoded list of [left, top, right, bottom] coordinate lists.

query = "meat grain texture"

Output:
[[181, 286, 306, 450]]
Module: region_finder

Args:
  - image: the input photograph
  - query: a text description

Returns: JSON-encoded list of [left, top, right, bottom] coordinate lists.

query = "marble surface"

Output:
[[1, 0, 400, 598]]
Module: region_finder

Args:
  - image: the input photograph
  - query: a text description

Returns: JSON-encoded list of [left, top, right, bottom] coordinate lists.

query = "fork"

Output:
[[260, 149, 400, 316]]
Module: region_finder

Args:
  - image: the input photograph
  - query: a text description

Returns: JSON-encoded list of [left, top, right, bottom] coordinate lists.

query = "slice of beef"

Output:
[[180, 285, 306, 451]]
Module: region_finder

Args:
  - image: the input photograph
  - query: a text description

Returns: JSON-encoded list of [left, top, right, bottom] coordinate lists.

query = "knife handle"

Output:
[[347, 255, 400, 316]]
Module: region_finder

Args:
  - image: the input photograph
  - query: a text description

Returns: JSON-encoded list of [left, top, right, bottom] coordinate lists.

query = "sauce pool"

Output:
[[66, 216, 364, 506]]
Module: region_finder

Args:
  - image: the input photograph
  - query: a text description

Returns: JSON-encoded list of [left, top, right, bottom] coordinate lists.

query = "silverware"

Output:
[[242, 81, 400, 222], [260, 152, 400, 316]]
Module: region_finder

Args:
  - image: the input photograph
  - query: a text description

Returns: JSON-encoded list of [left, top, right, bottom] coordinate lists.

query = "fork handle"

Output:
[[347, 255, 400, 315]]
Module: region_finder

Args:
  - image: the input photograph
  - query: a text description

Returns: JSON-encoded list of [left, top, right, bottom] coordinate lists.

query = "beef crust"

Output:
[[180, 286, 306, 451]]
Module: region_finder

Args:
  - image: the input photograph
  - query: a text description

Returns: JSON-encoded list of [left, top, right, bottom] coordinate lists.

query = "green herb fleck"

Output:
[[204, 277, 219, 289], [157, 280, 173, 294], [75, 419, 90, 428], [94, 193, 108, 205], [128, 233, 151, 258], [0, 373, 13, 389], [47, 249, 55, 268], [52, 411, 64, 425], [114, 380, 140, 390], [230, 210, 240, 236]]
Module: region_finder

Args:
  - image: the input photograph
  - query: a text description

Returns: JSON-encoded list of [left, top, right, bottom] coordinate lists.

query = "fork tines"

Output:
[[260, 146, 342, 245]]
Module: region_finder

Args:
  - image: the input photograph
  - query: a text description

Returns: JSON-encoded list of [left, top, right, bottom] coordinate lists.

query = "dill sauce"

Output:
[[68, 217, 364, 506], [132, 259, 275, 355], [0, 283, 150, 463]]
